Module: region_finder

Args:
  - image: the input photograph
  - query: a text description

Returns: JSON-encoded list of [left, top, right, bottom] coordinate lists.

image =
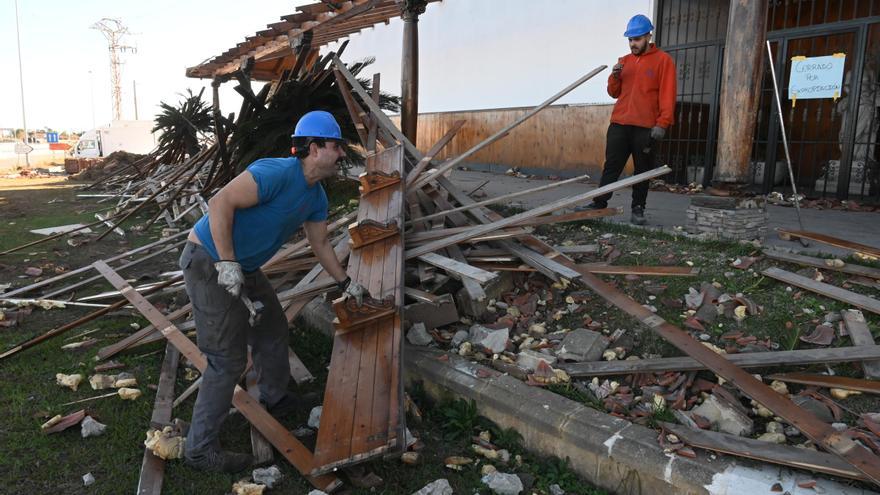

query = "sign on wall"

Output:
[[788, 53, 846, 106]]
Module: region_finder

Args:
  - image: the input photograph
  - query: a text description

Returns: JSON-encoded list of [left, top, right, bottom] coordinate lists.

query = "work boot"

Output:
[[574, 201, 608, 212], [265, 391, 320, 419], [630, 206, 647, 226], [185, 450, 253, 473]]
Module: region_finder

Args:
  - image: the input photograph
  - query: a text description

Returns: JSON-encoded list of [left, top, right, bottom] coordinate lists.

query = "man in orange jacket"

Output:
[[579, 14, 676, 225]]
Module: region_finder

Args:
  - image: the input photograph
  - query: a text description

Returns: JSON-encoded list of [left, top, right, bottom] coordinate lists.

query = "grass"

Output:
[[4, 177, 880, 492]]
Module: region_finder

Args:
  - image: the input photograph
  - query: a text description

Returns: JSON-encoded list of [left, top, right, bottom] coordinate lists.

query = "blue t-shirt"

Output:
[[193, 157, 328, 272]]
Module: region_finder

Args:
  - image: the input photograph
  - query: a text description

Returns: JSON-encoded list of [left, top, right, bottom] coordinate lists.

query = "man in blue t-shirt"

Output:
[[178, 111, 366, 473]]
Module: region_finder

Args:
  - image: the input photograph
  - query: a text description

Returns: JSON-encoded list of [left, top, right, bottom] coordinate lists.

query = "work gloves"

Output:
[[215, 261, 245, 298], [650, 126, 666, 141], [339, 277, 368, 306]]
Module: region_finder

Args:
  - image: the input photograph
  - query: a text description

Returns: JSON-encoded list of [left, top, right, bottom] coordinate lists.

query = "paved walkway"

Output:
[[446, 169, 880, 258]]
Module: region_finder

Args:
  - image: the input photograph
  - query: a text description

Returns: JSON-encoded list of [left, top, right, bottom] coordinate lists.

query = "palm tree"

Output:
[[153, 88, 214, 164]]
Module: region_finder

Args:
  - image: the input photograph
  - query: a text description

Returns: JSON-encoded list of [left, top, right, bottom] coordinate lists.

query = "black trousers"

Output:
[[593, 123, 656, 209]]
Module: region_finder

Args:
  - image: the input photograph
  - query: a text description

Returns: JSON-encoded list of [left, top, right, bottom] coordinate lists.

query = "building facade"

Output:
[[656, 0, 880, 201]]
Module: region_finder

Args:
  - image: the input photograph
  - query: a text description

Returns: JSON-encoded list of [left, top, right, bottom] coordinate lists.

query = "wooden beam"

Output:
[[576, 264, 700, 277], [405, 174, 591, 226], [136, 342, 179, 495], [777, 229, 880, 259], [92, 260, 341, 492], [844, 309, 880, 379], [405, 120, 465, 188], [762, 267, 880, 316], [663, 423, 869, 482], [558, 345, 880, 376], [408, 65, 608, 191], [766, 372, 880, 395], [403, 166, 671, 260], [763, 249, 880, 280], [416, 252, 498, 284]]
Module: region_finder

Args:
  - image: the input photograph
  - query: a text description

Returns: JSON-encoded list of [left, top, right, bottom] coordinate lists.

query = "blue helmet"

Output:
[[292, 110, 343, 141], [624, 14, 654, 37]]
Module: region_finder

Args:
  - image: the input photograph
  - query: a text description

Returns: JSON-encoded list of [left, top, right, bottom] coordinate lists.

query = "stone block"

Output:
[[557, 329, 608, 362], [405, 294, 459, 331], [455, 271, 515, 319], [407, 323, 434, 346], [691, 393, 753, 436]]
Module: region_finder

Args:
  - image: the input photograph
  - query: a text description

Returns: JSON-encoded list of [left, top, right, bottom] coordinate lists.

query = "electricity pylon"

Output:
[[91, 18, 136, 121]]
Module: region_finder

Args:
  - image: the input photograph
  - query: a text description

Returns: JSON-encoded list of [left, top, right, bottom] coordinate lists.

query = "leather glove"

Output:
[[650, 126, 666, 141], [339, 277, 368, 306], [612, 63, 624, 78], [215, 261, 244, 298]]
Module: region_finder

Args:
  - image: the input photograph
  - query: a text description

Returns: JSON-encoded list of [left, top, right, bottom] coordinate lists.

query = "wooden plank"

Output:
[[766, 372, 880, 394], [558, 345, 880, 376], [406, 174, 591, 225], [246, 367, 274, 465], [288, 347, 315, 385], [763, 249, 880, 280], [577, 264, 700, 277], [777, 229, 880, 259], [762, 267, 880, 316], [663, 423, 869, 482], [313, 144, 405, 475], [92, 260, 341, 492], [416, 252, 498, 284], [403, 166, 671, 262], [405, 120, 466, 188], [407, 65, 608, 191], [136, 342, 179, 495], [843, 309, 880, 379], [555, 244, 601, 254]]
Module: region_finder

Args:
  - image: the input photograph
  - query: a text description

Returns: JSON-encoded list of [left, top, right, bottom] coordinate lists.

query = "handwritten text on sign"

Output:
[[788, 54, 846, 100]]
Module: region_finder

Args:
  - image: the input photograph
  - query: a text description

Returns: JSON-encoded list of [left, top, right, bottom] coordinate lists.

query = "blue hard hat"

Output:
[[292, 110, 343, 141], [624, 14, 654, 37]]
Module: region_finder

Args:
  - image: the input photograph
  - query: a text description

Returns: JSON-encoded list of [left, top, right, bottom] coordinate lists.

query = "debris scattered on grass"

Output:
[[81, 416, 107, 438], [252, 465, 282, 489], [56, 373, 83, 391], [144, 426, 185, 460]]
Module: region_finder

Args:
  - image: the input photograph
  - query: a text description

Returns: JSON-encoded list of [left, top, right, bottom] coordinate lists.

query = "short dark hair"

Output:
[[292, 137, 328, 159]]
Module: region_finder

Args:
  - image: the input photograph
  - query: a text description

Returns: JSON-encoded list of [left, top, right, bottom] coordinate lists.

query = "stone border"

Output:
[[299, 297, 876, 495]]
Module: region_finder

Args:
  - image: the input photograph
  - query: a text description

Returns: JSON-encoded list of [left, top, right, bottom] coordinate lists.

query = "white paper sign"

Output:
[[788, 54, 846, 102]]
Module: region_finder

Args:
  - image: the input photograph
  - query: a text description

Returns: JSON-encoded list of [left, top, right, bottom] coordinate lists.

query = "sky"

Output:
[[1, 0, 652, 133]]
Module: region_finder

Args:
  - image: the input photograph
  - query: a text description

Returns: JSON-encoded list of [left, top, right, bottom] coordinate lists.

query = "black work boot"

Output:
[[185, 450, 253, 473], [630, 206, 647, 225], [574, 201, 608, 212], [265, 392, 320, 419]]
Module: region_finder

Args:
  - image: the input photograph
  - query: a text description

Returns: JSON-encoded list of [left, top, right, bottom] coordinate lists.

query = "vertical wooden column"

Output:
[[713, 0, 768, 187], [399, 0, 427, 144]]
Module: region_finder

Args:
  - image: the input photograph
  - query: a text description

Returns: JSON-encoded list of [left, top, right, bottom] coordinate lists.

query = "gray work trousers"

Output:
[[178, 241, 290, 458]]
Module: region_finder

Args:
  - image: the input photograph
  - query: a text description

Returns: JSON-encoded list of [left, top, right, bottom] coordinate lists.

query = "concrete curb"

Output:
[[299, 297, 877, 495]]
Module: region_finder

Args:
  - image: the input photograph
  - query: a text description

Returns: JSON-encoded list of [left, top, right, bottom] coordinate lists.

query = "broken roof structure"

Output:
[[185, 0, 441, 82]]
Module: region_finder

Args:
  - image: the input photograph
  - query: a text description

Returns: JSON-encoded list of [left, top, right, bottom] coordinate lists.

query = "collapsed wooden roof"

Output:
[[186, 0, 441, 81]]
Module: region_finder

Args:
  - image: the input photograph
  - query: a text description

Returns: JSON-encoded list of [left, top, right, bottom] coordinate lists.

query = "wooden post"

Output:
[[399, 0, 427, 144], [713, 0, 768, 186]]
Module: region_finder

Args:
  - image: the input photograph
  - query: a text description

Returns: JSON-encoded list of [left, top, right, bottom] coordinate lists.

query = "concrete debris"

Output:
[[56, 373, 83, 391], [83, 472, 95, 486], [232, 480, 265, 495], [481, 471, 523, 495], [401, 451, 420, 465], [144, 426, 185, 459], [308, 406, 322, 429], [407, 323, 434, 346], [117, 387, 142, 400], [451, 330, 469, 347], [691, 394, 753, 436], [515, 349, 556, 372], [307, 491, 329, 495], [556, 328, 608, 362], [549, 484, 565, 495], [80, 416, 107, 438], [478, 328, 510, 354], [252, 465, 282, 489], [411, 478, 453, 495]]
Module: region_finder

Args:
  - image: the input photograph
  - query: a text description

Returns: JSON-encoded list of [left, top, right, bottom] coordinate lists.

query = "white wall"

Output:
[[326, 0, 654, 112]]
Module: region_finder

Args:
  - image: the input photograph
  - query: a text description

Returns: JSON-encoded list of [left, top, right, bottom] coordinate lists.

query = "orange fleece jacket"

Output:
[[607, 44, 677, 129]]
